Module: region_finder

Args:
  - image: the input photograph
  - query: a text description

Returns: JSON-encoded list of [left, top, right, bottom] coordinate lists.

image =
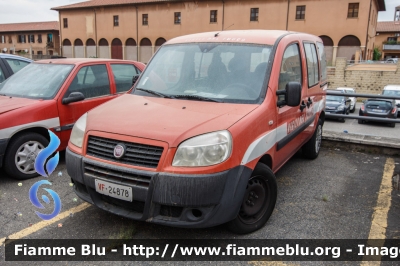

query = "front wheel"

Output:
[[302, 118, 323, 159], [4, 132, 49, 180], [227, 163, 277, 234]]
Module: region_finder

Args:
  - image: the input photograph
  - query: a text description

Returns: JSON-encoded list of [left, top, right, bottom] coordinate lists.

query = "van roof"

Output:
[[383, 85, 400, 90], [166, 30, 320, 46]]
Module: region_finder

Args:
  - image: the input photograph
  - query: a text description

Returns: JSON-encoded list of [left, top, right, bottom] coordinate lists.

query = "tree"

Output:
[[373, 47, 382, 61]]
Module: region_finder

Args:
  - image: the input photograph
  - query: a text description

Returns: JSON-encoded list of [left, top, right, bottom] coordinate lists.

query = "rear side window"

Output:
[[5, 58, 30, 74], [316, 42, 327, 82], [0, 66, 5, 83], [65, 64, 110, 99], [278, 43, 302, 92], [303, 43, 319, 87], [111, 64, 139, 93]]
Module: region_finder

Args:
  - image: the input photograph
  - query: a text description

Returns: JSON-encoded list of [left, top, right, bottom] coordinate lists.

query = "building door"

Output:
[[111, 38, 123, 59]]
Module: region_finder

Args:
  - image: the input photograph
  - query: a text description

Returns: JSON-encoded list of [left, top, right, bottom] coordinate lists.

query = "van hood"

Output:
[[0, 96, 39, 115], [87, 94, 259, 147]]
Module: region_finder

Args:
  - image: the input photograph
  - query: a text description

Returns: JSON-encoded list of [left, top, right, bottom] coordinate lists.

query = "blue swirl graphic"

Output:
[[29, 180, 62, 220], [34, 130, 60, 177]]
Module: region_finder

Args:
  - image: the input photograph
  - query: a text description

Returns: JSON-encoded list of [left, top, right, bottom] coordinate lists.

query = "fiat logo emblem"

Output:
[[113, 144, 126, 159]]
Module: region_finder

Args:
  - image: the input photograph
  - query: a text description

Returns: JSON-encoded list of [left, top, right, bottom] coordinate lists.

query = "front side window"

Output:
[[250, 8, 259, 21], [65, 64, 110, 99], [296, 6, 306, 20], [348, 3, 359, 18], [316, 42, 327, 82], [174, 12, 181, 24], [278, 43, 302, 93], [303, 42, 319, 87], [111, 64, 139, 93], [5, 59, 30, 74], [113, 15, 119, 26], [0, 63, 73, 99], [133, 43, 272, 103], [142, 14, 148, 25], [210, 10, 217, 23]]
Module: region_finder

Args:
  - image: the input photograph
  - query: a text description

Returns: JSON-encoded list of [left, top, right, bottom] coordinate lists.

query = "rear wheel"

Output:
[[4, 132, 48, 180], [227, 163, 277, 234], [302, 118, 323, 159], [350, 105, 356, 113], [358, 119, 364, 124], [389, 123, 396, 128]]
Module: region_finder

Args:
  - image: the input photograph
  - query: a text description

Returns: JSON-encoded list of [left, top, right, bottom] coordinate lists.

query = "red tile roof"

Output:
[[377, 21, 400, 32], [0, 21, 59, 33], [52, 0, 179, 10]]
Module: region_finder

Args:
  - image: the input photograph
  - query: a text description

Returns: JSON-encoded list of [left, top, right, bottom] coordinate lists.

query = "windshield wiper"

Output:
[[173, 94, 222, 103], [0, 93, 7, 96], [135, 88, 174, 99]]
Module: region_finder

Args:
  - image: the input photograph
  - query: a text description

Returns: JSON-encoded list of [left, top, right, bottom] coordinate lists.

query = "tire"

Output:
[[389, 123, 395, 128], [227, 163, 277, 234], [350, 105, 356, 113], [4, 132, 49, 180], [358, 119, 364, 124], [302, 118, 323, 159]]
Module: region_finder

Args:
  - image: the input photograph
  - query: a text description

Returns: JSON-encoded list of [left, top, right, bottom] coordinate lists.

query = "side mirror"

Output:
[[62, 92, 85, 105], [346, 99, 351, 103], [285, 82, 302, 107], [132, 74, 140, 86]]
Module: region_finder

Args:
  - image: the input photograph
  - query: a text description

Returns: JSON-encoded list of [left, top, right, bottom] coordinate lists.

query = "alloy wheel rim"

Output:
[[14, 141, 44, 174]]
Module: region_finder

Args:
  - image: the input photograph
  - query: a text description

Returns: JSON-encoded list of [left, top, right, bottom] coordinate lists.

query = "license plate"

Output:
[[95, 179, 132, 202], [372, 109, 384, 113]]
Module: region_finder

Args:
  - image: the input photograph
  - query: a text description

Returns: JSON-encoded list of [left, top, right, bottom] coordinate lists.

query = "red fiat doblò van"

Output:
[[66, 30, 327, 234]]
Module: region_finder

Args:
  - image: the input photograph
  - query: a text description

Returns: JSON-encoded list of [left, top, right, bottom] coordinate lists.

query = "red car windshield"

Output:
[[0, 63, 74, 99]]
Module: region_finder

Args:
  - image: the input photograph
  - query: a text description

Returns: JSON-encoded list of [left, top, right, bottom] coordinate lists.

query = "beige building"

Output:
[[0, 21, 60, 59], [375, 5, 400, 60], [52, 0, 386, 64]]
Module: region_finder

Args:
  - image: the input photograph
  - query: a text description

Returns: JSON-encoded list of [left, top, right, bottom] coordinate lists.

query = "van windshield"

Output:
[[382, 90, 400, 97], [132, 43, 272, 103], [0, 63, 73, 99]]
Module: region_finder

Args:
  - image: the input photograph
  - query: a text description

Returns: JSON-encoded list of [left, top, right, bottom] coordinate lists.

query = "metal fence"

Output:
[[325, 91, 400, 123]]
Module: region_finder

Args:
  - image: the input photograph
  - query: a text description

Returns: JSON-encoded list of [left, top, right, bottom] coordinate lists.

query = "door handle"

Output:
[[300, 101, 306, 112], [307, 97, 313, 108]]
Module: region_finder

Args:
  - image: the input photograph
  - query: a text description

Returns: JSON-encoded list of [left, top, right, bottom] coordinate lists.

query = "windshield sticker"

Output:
[[195, 92, 228, 99]]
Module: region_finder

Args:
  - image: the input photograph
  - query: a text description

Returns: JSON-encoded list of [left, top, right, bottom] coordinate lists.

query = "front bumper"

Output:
[[66, 148, 252, 228], [325, 108, 345, 115], [0, 138, 9, 168]]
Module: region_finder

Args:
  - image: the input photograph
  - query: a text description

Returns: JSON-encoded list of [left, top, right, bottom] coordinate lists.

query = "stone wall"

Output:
[[327, 58, 400, 94]]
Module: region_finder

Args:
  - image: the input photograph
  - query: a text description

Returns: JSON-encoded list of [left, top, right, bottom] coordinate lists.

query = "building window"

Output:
[[32, 51, 34, 55], [28, 34, 35, 43], [142, 14, 148, 25], [38, 34, 42, 43], [63, 18, 68, 28], [348, 3, 359, 18], [210, 10, 217, 23], [296, 6, 306, 20], [113, 15, 119, 26], [250, 8, 259, 21], [37, 51, 43, 55], [18, 35, 26, 43], [1, 35, 4, 43], [174, 12, 181, 24]]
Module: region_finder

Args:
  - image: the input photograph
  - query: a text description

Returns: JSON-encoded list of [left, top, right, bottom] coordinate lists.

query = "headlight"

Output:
[[337, 105, 344, 111], [172, 130, 232, 167], [70, 113, 87, 148]]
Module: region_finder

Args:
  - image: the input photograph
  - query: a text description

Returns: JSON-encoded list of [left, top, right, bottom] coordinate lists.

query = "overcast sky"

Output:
[[0, 0, 398, 24]]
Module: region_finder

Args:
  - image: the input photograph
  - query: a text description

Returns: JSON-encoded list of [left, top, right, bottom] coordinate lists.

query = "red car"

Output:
[[0, 58, 145, 179]]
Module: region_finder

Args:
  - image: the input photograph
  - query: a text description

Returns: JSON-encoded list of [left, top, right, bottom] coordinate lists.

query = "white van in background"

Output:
[[382, 85, 400, 115]]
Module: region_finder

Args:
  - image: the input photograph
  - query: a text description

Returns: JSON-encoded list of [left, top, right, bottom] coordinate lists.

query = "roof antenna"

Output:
[[214, 23, 234, 37]]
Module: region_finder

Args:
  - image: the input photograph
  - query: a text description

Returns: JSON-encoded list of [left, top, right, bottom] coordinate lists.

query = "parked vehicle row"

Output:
[[325, 85, 399, 127], [0, 58, 145, 179]]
